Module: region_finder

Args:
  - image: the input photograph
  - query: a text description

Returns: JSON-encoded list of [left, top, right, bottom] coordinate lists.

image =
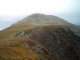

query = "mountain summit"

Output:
[[13, 13, 72, 26], [0, 13, 80, 60]]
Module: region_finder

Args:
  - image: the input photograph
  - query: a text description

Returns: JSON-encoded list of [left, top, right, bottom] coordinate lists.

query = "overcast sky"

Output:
[[0, 0, 80, 30]]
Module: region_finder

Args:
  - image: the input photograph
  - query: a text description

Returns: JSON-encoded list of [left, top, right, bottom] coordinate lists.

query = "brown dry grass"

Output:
[[0, 35, 52, 60], [0, 37, 48, 60], [0, 45, 37, 60]]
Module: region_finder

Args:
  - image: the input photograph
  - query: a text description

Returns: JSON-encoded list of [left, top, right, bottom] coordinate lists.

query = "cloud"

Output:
[[0, 0, 79, 16]]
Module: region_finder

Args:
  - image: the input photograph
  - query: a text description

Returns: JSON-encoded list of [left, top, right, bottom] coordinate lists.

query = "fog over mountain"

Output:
[[0, 13, 80, 31], [0, 0, 80, 30]]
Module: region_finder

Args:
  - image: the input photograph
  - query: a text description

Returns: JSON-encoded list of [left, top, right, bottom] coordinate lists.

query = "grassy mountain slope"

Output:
[[0, 13, 80, 60]]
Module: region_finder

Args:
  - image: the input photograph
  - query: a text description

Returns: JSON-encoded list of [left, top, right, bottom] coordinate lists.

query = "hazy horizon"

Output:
[[0, 0, 80, 30]]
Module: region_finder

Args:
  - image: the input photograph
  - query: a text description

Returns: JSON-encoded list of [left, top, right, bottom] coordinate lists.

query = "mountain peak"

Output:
[[29, 13, 45, 16], [13, 13, 72, 26]]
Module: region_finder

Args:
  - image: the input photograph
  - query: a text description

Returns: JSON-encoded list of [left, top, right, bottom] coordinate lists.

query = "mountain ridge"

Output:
[[0, 13, 80, 60]]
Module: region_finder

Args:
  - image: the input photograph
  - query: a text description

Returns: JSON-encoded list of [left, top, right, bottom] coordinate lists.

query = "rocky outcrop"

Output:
[[14, 25, 80, 60]]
